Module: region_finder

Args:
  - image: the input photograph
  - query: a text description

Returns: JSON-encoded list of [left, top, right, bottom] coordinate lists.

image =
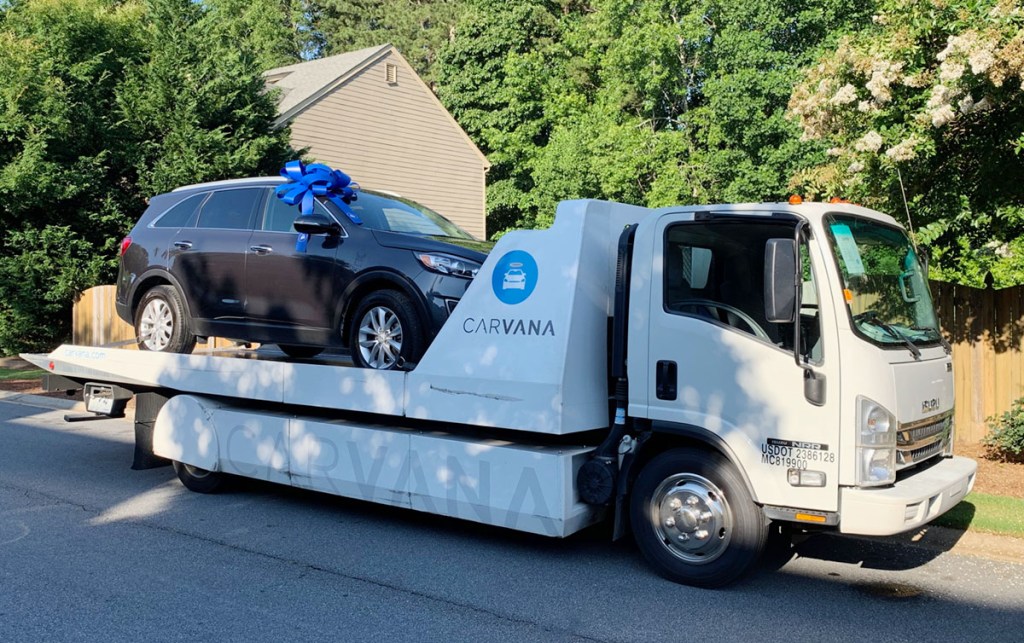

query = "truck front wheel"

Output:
[[630, 448, 766, 587]]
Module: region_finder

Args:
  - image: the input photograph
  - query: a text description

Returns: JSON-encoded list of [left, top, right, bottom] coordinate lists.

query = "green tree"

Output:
[[311, 0, 463, 82], [788, 0, 1024, 286], [117, 0, 294, 198], [0, 0, 296, 354], [436, 0, 564, 234], [438, 0, 867, 232], [204, 0, 305, 71], [0, 0, 146, 353]]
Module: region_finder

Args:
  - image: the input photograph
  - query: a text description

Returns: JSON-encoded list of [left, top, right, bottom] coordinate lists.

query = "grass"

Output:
[[934, 492, 1024, 538], [0, 367, 45, 381]]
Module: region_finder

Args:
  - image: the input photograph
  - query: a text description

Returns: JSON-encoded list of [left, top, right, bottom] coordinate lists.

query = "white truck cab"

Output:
[[28, 198, 975, 588]]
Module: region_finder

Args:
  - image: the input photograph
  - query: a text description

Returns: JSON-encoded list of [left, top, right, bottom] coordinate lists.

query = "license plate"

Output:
[[86, 387, 114, 414]]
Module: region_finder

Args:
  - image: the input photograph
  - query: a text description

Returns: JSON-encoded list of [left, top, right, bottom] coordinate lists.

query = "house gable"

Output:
[[279, 47, 490, 238]]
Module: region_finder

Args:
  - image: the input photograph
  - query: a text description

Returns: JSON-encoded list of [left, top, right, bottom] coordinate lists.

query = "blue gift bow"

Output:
[[275, 160, 362, 225]]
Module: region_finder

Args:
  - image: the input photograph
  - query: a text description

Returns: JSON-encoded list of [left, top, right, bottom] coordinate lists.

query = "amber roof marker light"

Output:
[[788, 194, 803, 205]]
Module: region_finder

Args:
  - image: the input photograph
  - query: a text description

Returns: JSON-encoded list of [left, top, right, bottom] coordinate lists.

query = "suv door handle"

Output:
[[173, 241, 192, 250], [249, 244, 273, 255]]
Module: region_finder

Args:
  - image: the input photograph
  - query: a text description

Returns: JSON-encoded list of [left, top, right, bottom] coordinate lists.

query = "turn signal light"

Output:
[[119, 237, 132, 257], [794, 512, 828, 524]]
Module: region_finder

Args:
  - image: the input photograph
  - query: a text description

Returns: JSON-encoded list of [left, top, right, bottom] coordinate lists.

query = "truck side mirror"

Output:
[[764, 238, 797, 324], [293, 213, 341, 236]]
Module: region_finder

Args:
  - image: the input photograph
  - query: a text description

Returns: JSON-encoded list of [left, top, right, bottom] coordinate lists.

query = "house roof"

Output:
[[264, 44, 392, 124]]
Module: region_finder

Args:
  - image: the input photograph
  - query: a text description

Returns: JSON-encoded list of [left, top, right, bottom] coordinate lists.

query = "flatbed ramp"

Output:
[[25, 344, 406, 415]]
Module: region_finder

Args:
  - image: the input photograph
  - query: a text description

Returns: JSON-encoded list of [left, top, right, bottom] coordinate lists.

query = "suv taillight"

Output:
[[119, 237, 132, 257]]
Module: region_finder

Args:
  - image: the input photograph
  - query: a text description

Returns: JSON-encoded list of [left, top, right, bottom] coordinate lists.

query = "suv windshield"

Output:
[[323, 190, 475, 240], [825, 214, 940, 347]]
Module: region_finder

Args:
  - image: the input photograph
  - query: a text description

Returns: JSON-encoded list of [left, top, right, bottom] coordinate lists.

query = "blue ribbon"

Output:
[[275, 160, 362, 225]]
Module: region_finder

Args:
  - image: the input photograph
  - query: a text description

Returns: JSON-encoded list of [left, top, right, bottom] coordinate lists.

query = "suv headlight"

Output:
[[416, 252, 480, 279], [856, 396, 896, 487]]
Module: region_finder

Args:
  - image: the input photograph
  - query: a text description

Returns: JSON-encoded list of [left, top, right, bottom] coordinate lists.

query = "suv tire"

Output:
[[135, 285, 197, 354], [349, 291, 424, 370], [278, 345, 324, 359]]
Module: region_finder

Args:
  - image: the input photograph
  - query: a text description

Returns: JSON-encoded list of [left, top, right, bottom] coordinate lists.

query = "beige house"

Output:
[[264, 45, 490, 239]]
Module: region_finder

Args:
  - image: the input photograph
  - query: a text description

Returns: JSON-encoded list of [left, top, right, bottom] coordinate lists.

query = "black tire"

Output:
[[172, 460, 225, 494], [630, 448, 767, 588], [135, 285, 196, 354], [348, 290, 425, 370], [278, 344, 324, 359]]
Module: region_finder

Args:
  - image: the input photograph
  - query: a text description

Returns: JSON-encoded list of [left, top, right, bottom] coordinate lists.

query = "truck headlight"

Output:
[[857, 396, 896, 486]]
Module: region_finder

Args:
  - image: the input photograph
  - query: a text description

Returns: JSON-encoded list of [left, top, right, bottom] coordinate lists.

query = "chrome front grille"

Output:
[[896, 412, 952, 469], [899, 440, 945, 466]]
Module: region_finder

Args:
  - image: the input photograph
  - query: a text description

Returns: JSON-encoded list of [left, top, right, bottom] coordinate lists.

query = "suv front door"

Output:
[[243, 191, 344, 342]]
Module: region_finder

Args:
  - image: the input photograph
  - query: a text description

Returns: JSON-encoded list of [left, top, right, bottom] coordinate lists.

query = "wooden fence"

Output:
[[933, 281, 1024, 444], [72, 285, 239, 350], [73, 282, 1023, 444]]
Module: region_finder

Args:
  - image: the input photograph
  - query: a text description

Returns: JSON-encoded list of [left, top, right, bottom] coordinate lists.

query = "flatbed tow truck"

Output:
[[25, 198, 977, 587]]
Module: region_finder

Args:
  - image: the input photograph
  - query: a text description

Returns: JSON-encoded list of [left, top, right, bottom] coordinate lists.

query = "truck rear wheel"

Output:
[[172, 460, 225, 494], [630, 448, 766, 587]]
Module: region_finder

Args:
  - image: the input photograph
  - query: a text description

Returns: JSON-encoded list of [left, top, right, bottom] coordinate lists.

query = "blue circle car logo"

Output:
[[492, 250, 538, 305]]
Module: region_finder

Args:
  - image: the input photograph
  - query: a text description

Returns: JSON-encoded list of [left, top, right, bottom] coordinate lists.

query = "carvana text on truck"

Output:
[[27, 195, 977, 588]]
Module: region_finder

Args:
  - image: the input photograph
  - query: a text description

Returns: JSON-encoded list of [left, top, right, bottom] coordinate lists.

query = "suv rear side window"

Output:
[[154, 192, 206, 228], [197, 188, 262, 230]]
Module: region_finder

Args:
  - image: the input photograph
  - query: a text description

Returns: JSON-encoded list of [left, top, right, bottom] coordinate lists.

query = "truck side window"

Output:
[[664, 220, 822, 362]]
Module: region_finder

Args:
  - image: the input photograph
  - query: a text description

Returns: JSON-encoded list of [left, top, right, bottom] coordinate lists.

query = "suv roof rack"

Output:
[[171, 176, 286, 192]]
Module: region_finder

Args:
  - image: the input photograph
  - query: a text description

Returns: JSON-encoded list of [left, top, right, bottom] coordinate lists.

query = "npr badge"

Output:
[[492, 250, 538, 305]]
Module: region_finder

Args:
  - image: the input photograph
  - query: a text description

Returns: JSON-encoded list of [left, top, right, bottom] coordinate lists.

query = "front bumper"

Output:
[[838, 455, 977, 536]]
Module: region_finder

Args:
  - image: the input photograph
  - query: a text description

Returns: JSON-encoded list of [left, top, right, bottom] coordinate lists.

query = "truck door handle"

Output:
[[656, 360, 677, 400], [173, 241, 192, 250], [249, 244, 273, 255]]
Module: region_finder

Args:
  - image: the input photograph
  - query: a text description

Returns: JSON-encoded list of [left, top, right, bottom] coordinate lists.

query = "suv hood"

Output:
[[371, 230, 492, 261]]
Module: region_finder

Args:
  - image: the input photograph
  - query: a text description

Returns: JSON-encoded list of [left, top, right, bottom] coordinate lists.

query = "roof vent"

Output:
[[385, 63, 398, 85]]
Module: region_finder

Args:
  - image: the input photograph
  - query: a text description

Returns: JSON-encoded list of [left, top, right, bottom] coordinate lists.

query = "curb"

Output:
[[0, 390, 84, 411], [872, 524, 1024, 564]]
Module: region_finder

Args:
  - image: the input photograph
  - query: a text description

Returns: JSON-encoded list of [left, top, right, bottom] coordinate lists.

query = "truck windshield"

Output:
[[825, 214, 941, 347]]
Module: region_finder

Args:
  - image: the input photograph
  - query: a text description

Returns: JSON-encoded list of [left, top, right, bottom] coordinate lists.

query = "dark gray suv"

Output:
[[116, 177, 490, 369]]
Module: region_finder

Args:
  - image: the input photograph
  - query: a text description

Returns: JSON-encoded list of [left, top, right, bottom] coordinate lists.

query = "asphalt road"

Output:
[[2, 398, 1023, 642]]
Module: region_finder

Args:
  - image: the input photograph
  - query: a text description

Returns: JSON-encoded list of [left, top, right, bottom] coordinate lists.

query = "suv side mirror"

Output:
[[293, 213, 341, 236], [764, 238, 797, 323]]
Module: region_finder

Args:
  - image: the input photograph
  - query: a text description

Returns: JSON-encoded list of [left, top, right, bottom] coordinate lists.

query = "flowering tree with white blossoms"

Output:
[[788, 0, 1024, 286]]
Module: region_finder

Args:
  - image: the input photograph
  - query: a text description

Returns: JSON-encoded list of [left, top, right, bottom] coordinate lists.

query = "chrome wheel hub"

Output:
[[356, 306, 403, 369], [651, 473, 732, 564], [139, 299, 174, 351]]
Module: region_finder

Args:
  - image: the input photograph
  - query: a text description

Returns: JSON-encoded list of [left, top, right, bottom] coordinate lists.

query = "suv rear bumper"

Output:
[[838, 455, 977, 536]]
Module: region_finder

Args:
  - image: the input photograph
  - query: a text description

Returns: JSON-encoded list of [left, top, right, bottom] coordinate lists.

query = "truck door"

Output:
[[645, 213, 841, 511]]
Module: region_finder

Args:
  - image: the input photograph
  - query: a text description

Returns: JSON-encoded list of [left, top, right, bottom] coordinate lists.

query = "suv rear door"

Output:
[[169, 187, 262, 322]]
